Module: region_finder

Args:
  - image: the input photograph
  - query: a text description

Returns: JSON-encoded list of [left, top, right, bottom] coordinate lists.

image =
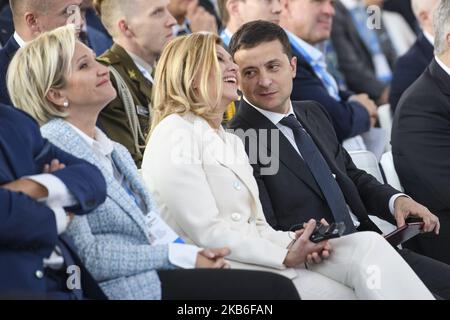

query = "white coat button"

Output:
[[231, 213, 242, 222], [35, 270, 44, 279], [233, 181, 242, 191]]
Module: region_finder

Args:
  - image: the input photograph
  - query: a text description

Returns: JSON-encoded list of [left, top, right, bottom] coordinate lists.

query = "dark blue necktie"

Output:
[[280, 115, 356, 234]]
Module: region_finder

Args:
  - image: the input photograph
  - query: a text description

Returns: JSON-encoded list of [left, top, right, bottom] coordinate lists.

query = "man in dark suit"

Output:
[[229, 20, 450, 299], [279, 0, 378, 143], [0, 104, 107, 299], [0, 0, 111, 105], [389, 0, 438, 113], [331, 0, 396, 105], [392, 0, 450, 266]]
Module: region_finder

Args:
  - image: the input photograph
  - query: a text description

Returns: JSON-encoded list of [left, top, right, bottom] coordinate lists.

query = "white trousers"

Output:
[[292, 231, 434, 300]]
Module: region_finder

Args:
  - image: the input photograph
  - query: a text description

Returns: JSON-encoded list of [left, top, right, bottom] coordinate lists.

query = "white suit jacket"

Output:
[[142, 112, 297, 278]]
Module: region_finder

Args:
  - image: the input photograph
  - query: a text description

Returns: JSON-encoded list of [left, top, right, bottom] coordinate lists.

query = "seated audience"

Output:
[[392, 0, 450, 265], [389, 0, 439, 113], [7, 25, 300, 301], [0, 103, 107, 300], [331, 0, 397, 105], [142, 32, 435, 300], [228, 20, 450, 300], [279, 0, 378, 146]]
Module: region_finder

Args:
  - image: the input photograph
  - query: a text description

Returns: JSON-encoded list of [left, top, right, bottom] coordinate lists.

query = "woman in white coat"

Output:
[[142, 32, 434, 300]]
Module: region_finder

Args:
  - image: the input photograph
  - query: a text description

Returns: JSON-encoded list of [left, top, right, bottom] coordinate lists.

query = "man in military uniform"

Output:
[[94, 0, 176, 167]]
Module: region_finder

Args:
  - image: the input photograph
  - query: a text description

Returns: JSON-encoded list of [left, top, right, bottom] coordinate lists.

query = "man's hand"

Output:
[[394, 196, 440, 234], [349, 93, 378, 127], [186, 0, 218, 33], [0, 159, 66, 200], [43, 159, 66, 173], [1, 179, 48, 200], [195, 247, 231, 269], [284, 219, 331, 268]]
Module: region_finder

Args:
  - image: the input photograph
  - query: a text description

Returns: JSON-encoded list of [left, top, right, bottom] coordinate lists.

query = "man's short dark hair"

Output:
[[229, 20, 292, 60]]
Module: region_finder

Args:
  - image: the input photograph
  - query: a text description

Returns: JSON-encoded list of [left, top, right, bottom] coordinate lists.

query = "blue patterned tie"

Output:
[[280, 115, 356, 234]]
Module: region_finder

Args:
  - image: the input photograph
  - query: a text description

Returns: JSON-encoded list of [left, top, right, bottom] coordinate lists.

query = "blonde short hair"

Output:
[[151, 32, 223, 133], [93, 0, 132, 38], [7, 24, 76, 125]]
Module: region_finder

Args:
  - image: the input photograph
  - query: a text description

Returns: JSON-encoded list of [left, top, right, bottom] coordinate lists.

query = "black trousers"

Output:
[[399, 248, 450, 299], [403, 215, 450, 266], [157, 269, 300, 300]]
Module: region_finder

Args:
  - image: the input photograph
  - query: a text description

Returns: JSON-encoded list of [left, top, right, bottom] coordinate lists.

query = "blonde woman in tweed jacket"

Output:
[[6, 25, 301, 300]]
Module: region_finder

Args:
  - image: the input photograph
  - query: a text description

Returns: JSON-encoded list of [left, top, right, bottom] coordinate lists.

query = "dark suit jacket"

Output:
[[0, 3, 12, 46], [97, 43, 153, 168], [291, 44, 370, 142], [392, 59, 450, 219], [0, 105, 107, 299], [85, 26, 113, 57], [389, 33, 434, 113], [391, 59, 450, 263], [331, 0, 397, 101], [0, 36, 18, 106], [229, 99, 399, 233]]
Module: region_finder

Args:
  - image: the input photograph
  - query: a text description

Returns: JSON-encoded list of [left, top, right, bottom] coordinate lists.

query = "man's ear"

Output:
[[227, 0, 240, 18], [290, 56, 297, 78], [118, 19, 133, 38], [46, 88, 67, 111], [446, 31, 450, 52], [24, 12, 40, 35]]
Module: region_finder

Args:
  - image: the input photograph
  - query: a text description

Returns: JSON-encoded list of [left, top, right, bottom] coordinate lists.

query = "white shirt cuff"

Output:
[[26, 174, 76, 207], [389, 194, 410, 215], [168, 243, 202, 269], [51, 206, 70, 235]]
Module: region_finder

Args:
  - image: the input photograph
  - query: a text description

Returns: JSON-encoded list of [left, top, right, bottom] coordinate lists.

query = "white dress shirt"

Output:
[[68, 124, 201, 269], [13, 32, 26, 48], [244, 97, 404, 225]]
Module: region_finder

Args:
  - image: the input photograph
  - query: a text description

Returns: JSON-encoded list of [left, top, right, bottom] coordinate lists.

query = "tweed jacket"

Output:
[[41, 119, 175, 300]]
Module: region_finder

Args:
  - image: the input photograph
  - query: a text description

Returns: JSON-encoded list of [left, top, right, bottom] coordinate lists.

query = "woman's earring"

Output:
[[63, 100, 69, 108]]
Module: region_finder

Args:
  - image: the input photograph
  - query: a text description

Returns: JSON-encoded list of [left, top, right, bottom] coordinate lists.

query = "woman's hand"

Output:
[[195, 247, 231, 269]]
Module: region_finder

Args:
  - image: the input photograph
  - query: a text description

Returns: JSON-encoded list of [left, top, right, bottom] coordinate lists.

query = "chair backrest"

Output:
[[348, 150, 383, 184], [349, 151, 397, 235], [380, 151, 404, 192], [378, 104, 393, 152]]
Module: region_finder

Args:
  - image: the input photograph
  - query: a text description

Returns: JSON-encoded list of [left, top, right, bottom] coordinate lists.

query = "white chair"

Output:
[[380, 151, 404, 192], [378, 104, 393, 152], [348, 150, 383, 183], [349, 150, 397, 235]]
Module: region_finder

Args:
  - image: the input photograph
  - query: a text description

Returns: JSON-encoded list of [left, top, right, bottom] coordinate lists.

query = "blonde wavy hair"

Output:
[[7, 24, 76, 125], [151, 32, 223, 134]]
